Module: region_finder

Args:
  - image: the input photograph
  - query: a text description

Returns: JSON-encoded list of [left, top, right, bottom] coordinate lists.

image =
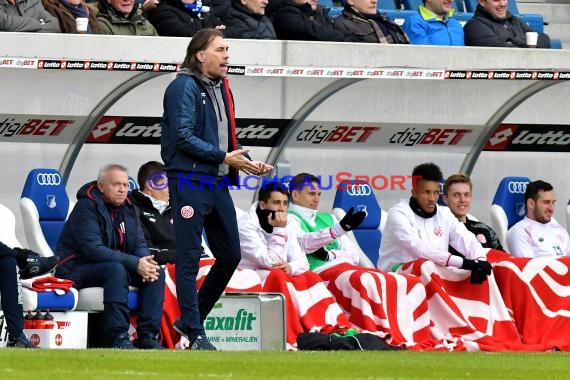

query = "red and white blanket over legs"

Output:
[[317, 263, 441, 349], [160, 259, 263, 349], [260, 268, 353, 350], [488, 250, 570, 350], [399, 255, 554, 351]]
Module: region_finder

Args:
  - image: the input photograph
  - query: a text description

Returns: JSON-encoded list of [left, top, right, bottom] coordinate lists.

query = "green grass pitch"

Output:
[[1, 350, 569, 379]]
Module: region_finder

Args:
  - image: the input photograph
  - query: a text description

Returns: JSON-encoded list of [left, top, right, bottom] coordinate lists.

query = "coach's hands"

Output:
[[224, 149, 273, 175], [461, 258, 492, 285]]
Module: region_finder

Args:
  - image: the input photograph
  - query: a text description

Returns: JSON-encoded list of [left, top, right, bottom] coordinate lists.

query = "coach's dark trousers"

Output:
[[169, 177, 241, 341]]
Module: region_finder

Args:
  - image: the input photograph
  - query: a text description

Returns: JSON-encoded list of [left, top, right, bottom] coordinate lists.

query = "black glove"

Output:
[[256, 207, 276, 234], [149, 248, 175, 265], [339, 207, 366, 232], [311, 247, 330, 261], [461, 259, 492, 285]]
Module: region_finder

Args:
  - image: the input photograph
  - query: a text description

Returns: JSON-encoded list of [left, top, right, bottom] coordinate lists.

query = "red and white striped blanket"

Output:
[[399, 249, 557, 351], [488, 250, 570, 351], [160, 259, 263, 349], [317, 263, 444, 350]]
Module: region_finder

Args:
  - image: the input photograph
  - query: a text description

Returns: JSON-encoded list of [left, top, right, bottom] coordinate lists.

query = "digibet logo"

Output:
[[205, 309, 256, 331], [295, 125, 380, 144], [389, 127, 472, 146]]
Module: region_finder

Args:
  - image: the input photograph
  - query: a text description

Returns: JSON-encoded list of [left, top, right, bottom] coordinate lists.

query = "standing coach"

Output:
[[160, 28, 272, 350]]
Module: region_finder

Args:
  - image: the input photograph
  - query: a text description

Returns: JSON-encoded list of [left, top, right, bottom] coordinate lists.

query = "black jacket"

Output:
[[269, 0, 352, 42], [464, 6, 550, 48], [212, 0, 275, 39], [150, 0, 219, 37], [333, 5, 409, 44], [130, 190, 175, 265], [449, 217, 504, 258]]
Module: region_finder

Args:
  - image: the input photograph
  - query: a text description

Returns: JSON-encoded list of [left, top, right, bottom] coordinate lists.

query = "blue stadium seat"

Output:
[[318, 0, 334, 8], [378, 0, 397, 10], [454, 0, 465, 12], [401, 0, 420, 10], [329, 6, 343, 17], [507, 0, 544, 33], [550, 38, 563, 49], [381, 9, 417, 26], [332, 180, 385, 265], [128, 176, 139, 192], [20, 168, 73, 257], [463, 0, 476, 12], [490, 176, 531, 251]]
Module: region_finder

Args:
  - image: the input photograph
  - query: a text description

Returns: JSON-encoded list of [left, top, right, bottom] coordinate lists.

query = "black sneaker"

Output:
[[133, 335, 165, 350], [190, 335, 217, 351], [110, 334, 135, 350], [7, 333, 36, 348], [173, 318, 190, 340], [173, 319, 217, 351], [19, 255, 59, 280]]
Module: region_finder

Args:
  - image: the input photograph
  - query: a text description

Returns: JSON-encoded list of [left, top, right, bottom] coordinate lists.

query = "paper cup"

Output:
[[525, 32, 538, 48], [76, 17, 89, 34]]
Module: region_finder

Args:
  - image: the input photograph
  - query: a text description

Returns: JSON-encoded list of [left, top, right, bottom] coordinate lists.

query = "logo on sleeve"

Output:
[[181, 206, 194, 219]]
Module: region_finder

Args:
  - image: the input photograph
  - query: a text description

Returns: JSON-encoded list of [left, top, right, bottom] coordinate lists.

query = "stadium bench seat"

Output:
[[332, 180, 386, 265], [490, 176, 531, 252], [20, 168, 138, 312], [20, 168, 74, 258], [0, 201, 78, 311]]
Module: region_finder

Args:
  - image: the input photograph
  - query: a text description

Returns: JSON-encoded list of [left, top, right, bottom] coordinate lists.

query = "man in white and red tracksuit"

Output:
[[160, 28, 272, 350]]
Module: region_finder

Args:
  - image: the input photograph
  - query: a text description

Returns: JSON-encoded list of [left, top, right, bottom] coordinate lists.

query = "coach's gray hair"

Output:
[[97, 164, 128, 184]]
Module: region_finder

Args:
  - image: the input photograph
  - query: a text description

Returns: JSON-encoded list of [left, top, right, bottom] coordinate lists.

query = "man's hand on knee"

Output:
[[138, 255, 160, 282]]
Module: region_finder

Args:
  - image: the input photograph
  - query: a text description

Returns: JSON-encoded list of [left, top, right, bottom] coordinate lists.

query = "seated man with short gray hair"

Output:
[[55, 163, 165, 349]]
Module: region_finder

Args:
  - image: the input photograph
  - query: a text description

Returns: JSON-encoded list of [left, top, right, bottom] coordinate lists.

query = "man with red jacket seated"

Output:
[[55, 163, 165, 350]]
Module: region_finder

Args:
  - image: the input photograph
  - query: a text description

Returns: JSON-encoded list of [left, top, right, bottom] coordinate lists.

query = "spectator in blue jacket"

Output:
[[404, 0, 464, 46], [55, 164, 165, 349]]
